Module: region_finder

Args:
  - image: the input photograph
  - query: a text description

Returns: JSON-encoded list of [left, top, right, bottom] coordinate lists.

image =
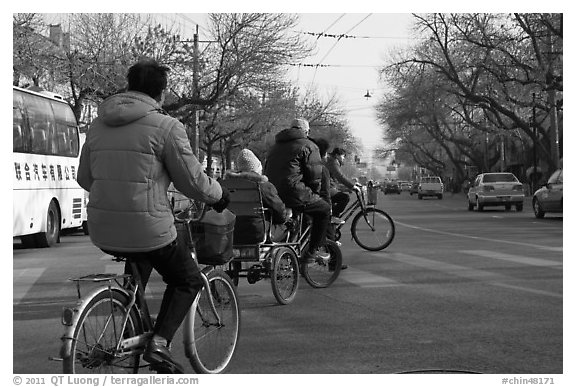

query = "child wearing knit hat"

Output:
[[235, 149, 263, 175], [224, 149, 289, 243]]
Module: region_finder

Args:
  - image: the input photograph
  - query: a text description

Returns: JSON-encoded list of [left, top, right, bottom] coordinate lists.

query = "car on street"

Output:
[[409, 182, 419, 195], [418, 176, 444, 199], [532, 167, 563, 218], [467, 172, 524, 212], [383, 181, 401, 195]]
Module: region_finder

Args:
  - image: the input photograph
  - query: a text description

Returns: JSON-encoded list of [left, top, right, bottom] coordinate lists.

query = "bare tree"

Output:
[[378, 13, 562, 183]]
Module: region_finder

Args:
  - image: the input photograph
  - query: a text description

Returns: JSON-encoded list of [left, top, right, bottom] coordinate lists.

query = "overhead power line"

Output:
[[300, 31, 415, 40], [290, 63, 380, 68], [312, 13, 373, 83]]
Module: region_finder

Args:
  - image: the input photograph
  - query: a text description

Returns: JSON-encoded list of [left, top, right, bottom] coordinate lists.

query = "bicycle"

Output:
[[332, 184, 395, 251], [58, 204, 240, 374]]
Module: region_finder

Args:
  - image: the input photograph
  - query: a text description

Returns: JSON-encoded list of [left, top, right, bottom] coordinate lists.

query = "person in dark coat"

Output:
[[326, 147, 361, 218], [225, 149, 288, 243], [264, 118, 331, 262]]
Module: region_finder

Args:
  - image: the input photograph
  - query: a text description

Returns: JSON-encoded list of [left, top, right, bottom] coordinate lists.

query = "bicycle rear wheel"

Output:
[[270, 247, 299, 305], [63, 289, 142, 374], [301, 240, 342, 288], [351, 208, 395, 251], [184, 269, 240, 374]]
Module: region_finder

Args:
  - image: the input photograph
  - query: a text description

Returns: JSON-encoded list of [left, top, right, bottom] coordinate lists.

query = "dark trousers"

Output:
[[106, 240, 203, 342], [296, 198, 331, 252], [331, 191, 350, 218]]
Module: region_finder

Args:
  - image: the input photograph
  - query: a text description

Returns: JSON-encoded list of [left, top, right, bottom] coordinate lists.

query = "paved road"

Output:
[[12, 192, 563, 375]]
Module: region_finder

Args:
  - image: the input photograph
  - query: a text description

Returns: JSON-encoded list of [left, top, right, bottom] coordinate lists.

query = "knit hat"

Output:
[[290, 118, 310, 133], [235, 149, 262, 175]]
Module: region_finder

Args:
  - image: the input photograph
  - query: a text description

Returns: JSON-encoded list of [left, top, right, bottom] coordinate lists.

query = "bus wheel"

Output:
[[36, 201, 60, 247]]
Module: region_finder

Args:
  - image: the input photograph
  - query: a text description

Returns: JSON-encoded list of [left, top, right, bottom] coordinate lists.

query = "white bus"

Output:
[[13, 86, 87, 247]]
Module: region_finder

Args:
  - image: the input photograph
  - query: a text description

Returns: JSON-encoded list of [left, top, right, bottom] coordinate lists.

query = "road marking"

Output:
[[395, 220, 562, 252], [389, 253, 562, 299], [13, 268, 46, 304], [460, 250, 562, 269], [339, 267, 401, 288]]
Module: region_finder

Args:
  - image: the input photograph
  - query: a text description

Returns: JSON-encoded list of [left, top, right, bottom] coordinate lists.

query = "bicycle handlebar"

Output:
[[174, 201, 208, 223]]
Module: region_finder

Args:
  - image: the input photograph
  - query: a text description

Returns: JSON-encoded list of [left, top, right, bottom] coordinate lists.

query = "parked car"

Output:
[[533, 168, 563, 218], [418, 176, 444, 199], [383, 181, 401, 195], [467, 172, 524, 211], [409, 182, 419, 195]]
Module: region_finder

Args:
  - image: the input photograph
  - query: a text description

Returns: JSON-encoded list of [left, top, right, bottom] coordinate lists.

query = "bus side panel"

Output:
[[13, 189, 48, 237], [13, 153, 84, 236]]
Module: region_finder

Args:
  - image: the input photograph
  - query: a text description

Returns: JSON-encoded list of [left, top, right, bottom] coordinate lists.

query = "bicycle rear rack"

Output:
[[68, 273, 132, 299]]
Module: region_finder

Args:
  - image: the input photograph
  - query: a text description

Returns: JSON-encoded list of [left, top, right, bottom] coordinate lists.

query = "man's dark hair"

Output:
[[311, 137, 330, 158], [330, 147, 346, 156], [127, 59, 170, 99]]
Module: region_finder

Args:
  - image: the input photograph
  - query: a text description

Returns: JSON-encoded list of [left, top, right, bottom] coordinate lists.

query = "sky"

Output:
[[287, 14, 416, 153], [149, 13, 418, 167]]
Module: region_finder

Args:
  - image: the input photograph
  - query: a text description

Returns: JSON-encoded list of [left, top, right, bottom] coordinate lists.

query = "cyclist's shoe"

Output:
[[304, 249, 331, 264], [144, 340, 184, 374], [331, 216, 345, 225]]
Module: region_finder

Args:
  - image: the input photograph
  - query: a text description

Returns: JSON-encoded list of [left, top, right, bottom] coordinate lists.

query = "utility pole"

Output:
[[191, 25, 200, 157]]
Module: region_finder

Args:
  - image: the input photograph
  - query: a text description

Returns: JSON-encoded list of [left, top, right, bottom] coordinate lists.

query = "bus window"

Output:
[[51, 99, 79, 157], [22, 92, 56, 155], [13, 91, 31, 153]]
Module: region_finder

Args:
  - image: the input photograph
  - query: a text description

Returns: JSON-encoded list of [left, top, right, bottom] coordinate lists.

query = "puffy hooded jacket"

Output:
[[264, 128, 323, 208], [77, 91, 222, 252]]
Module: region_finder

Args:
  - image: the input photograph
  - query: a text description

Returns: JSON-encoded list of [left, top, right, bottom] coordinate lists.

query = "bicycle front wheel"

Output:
[[270, 247, 299, 305], [351, 208, 395, 251], [301, 239, 342, 288], [63, 289, 142, 374], [184, 269, 240, 374]]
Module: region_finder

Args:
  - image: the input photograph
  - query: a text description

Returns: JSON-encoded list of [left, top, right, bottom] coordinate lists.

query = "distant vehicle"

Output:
[[467, 172, 524, 212], [13, 86, 86, 247], [533, 168, 562, 218], [418, 176, 444, 200], [409, 182, 419, 195], [383, 181, 401, 195], [399, 181, 411, 192]]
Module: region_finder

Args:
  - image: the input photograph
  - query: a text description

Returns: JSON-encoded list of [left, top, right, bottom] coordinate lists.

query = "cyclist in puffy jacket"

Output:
[[264, 118, 331, 262], [77, 59, 229, 373]]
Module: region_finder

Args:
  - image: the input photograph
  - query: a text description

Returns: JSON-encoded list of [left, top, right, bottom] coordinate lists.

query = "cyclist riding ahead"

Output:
[[264, 118, 331, 263], [76, 59, 230, 374], [326, 147, 362, 221]]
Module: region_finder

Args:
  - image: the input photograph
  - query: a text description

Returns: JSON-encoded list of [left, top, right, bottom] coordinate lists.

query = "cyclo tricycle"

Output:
[[221, 177, 343, 305]]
